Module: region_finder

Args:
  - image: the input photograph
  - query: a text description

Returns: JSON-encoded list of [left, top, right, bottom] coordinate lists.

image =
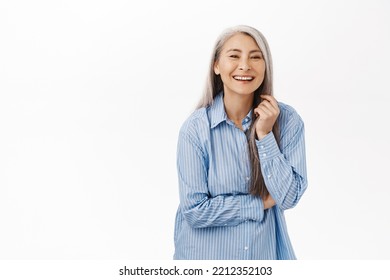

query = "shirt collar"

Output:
[[209, 93, 227, 129], [209, 92, 253, 129]]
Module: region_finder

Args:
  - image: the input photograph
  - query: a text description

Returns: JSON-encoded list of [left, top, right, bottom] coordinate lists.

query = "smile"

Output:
[[233, 76, 254, 81]]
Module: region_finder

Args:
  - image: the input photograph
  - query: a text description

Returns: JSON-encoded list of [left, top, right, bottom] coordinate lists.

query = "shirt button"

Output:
[[244, 246, 249, 250], [260, 145, 264, 149], [262, 153, 267, 157], [246, 177, 250, 181], [267, 174, 272, 178]]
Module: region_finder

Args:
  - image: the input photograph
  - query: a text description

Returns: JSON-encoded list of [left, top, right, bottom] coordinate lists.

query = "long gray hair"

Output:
[[197, 25, 280, 198]]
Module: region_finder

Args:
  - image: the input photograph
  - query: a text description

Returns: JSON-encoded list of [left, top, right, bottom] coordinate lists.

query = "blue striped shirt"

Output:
[[174, 93, 307, 260]]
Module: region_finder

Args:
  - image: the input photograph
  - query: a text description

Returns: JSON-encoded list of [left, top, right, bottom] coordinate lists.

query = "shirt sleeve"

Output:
[[255, 112, 308, 210], [177, 130, 264, 229]]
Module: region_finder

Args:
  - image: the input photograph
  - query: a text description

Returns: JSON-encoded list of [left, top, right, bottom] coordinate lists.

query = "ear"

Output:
[[213, 61, 220, 75]]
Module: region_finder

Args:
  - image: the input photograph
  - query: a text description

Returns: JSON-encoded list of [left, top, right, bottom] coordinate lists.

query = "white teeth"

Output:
[[234, 76, 253, 81]]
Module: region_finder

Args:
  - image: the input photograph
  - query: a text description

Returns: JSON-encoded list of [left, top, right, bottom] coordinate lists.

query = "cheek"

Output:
[[255, 65, 266, 84], [256, 69, 266, 82], [256, 63, 266, 74], [219, 60, 236, 73]]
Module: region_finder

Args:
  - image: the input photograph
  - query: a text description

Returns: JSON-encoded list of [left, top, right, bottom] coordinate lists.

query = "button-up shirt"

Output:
[[174, 92, 307, 260]]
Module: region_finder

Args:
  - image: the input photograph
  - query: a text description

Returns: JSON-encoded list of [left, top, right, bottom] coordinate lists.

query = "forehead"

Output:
[[221, 33, 260, 51]]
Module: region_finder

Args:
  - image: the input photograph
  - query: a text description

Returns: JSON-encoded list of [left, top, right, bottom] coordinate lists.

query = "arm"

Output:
[[254, 95, 307, 210], [256, 116, 307, 210], [177, 130, 266, 229]]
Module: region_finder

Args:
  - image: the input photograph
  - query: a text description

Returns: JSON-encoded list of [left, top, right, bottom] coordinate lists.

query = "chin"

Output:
[[234, 89, 257, 96]]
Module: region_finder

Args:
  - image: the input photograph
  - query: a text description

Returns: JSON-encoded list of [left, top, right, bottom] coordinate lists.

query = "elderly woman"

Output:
[[174, 25, 307, 260]]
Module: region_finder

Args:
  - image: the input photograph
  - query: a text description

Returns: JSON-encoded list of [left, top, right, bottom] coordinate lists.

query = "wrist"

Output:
[[256, 130, 268, 140]]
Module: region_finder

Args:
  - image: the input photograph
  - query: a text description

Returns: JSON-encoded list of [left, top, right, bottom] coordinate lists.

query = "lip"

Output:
[[233, 75, 255, 81]]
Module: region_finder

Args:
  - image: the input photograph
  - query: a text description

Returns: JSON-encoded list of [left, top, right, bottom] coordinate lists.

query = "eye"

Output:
[[251, 56, 262, 60], [229, 55, 239, 59]]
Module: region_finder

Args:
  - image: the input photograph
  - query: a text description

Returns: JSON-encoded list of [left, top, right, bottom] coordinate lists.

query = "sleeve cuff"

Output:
[[255, 131, 281, 161], [239, 195, 264, 222]]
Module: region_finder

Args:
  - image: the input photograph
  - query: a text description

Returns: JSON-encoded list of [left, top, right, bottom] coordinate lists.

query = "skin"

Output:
[[214, 33, 278, 208]]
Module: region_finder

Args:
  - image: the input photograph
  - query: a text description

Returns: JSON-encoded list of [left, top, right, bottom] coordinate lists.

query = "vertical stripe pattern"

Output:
[[174, 93, 307, 260]]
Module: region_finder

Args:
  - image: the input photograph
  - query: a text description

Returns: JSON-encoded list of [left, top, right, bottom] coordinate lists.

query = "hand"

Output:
[[262, 194, 276, 209], [254, 95, 280, 140]]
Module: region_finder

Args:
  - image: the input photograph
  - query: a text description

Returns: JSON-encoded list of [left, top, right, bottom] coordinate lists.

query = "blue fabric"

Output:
[[174, 92, 307, 260]]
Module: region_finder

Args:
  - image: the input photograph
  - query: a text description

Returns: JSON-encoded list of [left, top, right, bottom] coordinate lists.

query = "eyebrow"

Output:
[[226, 48, 262, 53]]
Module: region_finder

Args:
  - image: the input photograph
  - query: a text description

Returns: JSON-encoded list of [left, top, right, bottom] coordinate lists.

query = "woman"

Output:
[[174, 25, 307, 260]]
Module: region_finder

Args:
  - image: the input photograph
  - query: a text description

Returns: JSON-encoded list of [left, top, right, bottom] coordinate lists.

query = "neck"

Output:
[[223, 91, 254, 128]]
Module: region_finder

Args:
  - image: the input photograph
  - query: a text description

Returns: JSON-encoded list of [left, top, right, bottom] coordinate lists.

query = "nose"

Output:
[[238, 59, 251, 71]]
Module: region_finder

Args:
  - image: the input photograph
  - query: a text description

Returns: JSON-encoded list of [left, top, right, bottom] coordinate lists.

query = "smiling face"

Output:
[[214, 33, 266, 98]]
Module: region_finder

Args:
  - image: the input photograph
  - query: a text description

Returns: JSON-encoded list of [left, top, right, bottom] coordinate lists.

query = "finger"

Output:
[[260, 94, 276, 103], [253, 107, 262, 118], [258, 103, 273, 117], [260, 95, 279, 109], [260, 99, 278, 114], [260, 95, 278, 111], [254, 107, 270, 119]]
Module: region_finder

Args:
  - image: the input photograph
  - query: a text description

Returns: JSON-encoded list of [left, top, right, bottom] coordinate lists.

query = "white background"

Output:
[[1, 0, 389, 260]]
